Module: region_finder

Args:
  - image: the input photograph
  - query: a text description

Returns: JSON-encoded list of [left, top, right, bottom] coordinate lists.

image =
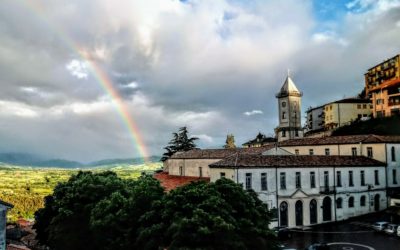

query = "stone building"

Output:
[[210, 154, 387, 228], [164, 147, 273, 178], [275, 75, 303, 142], [277, 134, 400, 195], [305, 98, 372, 134], [305, 105, 325, 134], [0, 200, 13, 250], [323, 98, 372, 130]]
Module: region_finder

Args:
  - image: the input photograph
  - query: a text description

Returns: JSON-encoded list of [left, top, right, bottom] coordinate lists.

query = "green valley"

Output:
[[0, 162, 162, 221]]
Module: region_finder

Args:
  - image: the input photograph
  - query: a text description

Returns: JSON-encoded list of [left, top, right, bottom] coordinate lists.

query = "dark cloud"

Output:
[[0, 0, 399, 161]]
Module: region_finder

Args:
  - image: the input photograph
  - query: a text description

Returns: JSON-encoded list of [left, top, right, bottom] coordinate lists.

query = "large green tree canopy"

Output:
[[137, 178, 278, 250], [34, 172, 277, 250]]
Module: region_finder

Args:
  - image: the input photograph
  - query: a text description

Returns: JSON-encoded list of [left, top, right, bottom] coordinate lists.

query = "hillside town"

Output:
[[159, 54, 400, 231], [1, 52, 400, 250]]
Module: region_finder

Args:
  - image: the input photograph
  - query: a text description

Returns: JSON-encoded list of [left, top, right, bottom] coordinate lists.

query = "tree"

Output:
[[34, 172, 164, 250], [137, 178, 278, 250], [161, 126, 199, 161], [224, 134, 236, 148]]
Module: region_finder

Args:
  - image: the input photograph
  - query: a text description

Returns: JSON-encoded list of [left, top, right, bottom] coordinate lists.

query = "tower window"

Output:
[[282, 101, 286, 107], [282, 130, 286, 137], [282, 112, 286, 119]]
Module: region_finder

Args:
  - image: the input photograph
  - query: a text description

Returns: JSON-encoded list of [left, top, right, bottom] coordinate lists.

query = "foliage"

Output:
[[224, 134, 236, 148], [161, 126, 199, 161], [34, 172, 164, 250], [137, 178, 278, 250], [332, 115, 400, 136], [90, 175, 164, 250], [34, 173, 277, 250]]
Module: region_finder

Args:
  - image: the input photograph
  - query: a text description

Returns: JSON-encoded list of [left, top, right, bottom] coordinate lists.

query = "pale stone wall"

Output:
[[277, 95, 303, 142], [210, 164, 387, 228], [237, 168, 278, 209], [281, 145, 339, 156], [339, 143, 386, 162], [325, 102, 372, 129], [209, 168, 235, 182], [281, 143, 386, 162], [166, 158, 222, 177], [386, 143, 400, 188]]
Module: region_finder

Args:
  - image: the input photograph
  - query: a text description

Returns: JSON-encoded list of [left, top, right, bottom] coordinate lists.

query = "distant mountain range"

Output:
[[0, 153, 161, 168]]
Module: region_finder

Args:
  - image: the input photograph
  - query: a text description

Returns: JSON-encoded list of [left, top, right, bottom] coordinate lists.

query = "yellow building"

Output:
[[365, 54, 400, 117], [323, 98, 372, 130]]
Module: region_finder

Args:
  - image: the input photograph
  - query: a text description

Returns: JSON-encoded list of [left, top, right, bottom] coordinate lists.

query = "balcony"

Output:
[[319, 186, 335, 194]]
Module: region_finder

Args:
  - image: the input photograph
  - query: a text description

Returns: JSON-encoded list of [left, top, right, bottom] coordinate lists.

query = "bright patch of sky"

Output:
[[66, 60, 89, 79]]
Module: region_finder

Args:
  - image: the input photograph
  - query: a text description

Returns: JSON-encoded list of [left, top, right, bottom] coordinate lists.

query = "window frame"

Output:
[[261, 172, 268, 191], [280, 172, 286, 190], [349, 171, 354, 187], [295, 172, 301, 189], [310, 171, 316, 188], [245, 173, 252, 190]]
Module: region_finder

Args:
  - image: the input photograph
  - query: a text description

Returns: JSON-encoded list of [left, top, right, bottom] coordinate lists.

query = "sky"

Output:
[[0, 0, 399, 162]]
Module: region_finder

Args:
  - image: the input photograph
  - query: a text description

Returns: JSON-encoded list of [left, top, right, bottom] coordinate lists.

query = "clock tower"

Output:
[[275, 74, 303, 142]]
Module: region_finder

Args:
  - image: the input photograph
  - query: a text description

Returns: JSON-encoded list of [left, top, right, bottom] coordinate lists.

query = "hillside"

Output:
[[0, 153, 161, 168], [0, 162, 163, 221], [332, 116, 400, 136]]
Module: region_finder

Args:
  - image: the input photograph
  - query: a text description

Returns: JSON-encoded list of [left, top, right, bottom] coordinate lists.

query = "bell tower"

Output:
[[275, 73, 303, 142]]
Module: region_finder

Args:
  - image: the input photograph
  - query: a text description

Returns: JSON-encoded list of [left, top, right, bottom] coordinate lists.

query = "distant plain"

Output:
[[0, 162, 162, 221]]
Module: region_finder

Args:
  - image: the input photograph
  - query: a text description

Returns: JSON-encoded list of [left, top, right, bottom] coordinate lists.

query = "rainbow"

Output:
[[16, 0, 150, 161]]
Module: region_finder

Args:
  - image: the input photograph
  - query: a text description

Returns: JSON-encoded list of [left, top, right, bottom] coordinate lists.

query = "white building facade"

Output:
[[210, 154, 387, 228]]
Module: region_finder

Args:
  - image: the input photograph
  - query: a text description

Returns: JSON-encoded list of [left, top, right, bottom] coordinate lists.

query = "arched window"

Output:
[[391, 146, 396, 162], [336, 198, 342, 209], [360, 196, 366, 207], [349, 196, 354, 208]]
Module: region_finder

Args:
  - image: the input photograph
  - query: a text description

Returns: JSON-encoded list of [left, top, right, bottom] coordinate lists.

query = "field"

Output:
[[0, 163, 162, 222]]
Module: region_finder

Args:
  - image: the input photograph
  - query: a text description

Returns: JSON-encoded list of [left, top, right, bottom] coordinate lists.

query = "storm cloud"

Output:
[[0, 0, 399, 161]]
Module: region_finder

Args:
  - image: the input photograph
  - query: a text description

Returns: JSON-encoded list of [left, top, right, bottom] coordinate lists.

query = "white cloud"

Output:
[[65, 59, 89, 79], [312, 31, 348, 46], [193, 134, 214, 143], [123, 81, 139, 89], [0, 100, 39, 118], [244, 110, 263, 116]]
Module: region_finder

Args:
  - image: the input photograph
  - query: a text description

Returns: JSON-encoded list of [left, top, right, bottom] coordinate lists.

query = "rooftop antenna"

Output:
[[287, 69, 290, 78]]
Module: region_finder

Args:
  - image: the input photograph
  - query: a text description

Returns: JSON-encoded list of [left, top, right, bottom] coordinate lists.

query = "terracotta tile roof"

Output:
[[170, 145, 275, 159], [210, 154, 385, 168], [0, 199, 13, 208], [277, 134, 400, 147], [154, 172, 210, 191]]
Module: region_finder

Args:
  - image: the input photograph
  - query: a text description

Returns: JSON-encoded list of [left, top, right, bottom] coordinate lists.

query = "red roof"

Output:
[[154, 172, 210, 191]]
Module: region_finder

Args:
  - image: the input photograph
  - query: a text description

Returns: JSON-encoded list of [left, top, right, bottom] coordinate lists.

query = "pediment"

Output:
[[290, 189, 309, 198]]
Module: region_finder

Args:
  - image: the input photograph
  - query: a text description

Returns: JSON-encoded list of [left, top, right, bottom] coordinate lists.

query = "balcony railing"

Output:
[[319, 186, 335, 194]]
